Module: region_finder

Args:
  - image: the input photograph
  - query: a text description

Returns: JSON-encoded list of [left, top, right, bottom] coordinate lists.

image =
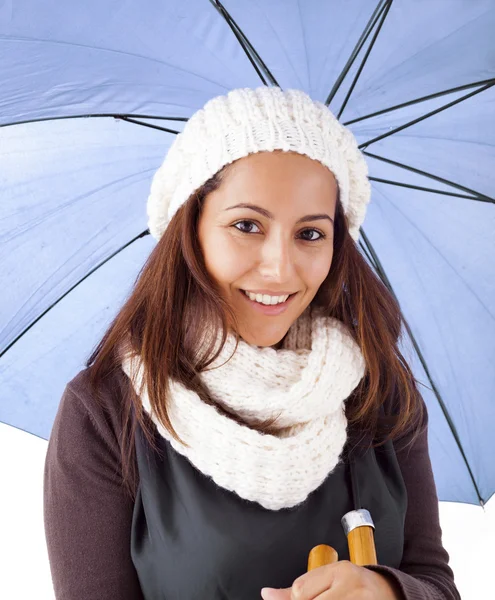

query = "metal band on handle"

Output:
[[341, 508, 375, 536]]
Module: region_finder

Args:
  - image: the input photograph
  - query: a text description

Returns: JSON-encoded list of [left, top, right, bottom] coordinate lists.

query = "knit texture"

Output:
[[147, 86, 371, 243], [121, 307, 366, 510]]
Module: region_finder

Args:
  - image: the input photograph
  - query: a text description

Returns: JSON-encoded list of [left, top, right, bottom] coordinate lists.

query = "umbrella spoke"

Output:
[[336, 0, 393, 120], [344, 78, 495, 126], [118, 116, 181, 135], [209, 0, 279, 87], [325, 0, 388, 107], [364, 151, 495, 204], [358, 239, 377, 269], [369, 177, 479, 200], [0, 229, 150, 359], [359, 81, 495, 148], [0, 114, 189, 129], [359, 228, 486, 508]]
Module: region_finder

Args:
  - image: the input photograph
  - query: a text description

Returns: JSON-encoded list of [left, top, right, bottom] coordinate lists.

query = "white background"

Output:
[[1, 422, 492, 599]]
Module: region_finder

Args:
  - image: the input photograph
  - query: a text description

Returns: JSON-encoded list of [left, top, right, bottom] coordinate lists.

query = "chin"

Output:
[[237, 325, 289, 348]]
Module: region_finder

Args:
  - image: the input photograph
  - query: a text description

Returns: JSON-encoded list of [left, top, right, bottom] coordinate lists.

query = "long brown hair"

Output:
[[86, 161, 426, 501]]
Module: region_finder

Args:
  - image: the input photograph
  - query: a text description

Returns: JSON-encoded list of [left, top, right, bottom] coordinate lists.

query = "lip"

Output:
[[242, 289, 295, 296], [239, 289, 297, 316]]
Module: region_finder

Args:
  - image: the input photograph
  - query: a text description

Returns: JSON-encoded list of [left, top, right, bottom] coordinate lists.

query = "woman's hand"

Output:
[[261, 560, 402, 599]]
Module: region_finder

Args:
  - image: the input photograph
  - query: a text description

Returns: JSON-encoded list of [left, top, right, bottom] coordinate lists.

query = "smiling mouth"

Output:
[[240, 289, 297, 305]]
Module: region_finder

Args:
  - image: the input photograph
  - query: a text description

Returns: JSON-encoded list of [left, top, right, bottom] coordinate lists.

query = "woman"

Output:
[[43, 87, 461, 599]]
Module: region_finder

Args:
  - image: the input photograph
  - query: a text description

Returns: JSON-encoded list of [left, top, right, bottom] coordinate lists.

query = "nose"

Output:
[[257, 230, 296, 283]]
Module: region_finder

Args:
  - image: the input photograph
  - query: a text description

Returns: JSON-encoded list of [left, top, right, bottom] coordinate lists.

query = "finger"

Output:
[[312, 582, 345, 600], [261, 587, 292, 600], [290, 563, 340, 599]]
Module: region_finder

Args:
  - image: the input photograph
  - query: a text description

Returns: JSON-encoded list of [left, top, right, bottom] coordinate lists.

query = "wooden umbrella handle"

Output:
[[308, 509, 378, 571], [347, 525, 377, 566], [342, 509, 378, 566], [307, 544, 339, 571]]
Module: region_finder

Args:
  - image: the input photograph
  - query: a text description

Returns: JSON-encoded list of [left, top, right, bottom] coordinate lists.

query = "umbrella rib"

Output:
[[118, 116, 181, 135], [358, 80, 495, 148], [358, 239, 377, 269], [209, 0, 279, 87], [369, 177, 480, 200], [0, 114, 189, 129], [364, 151, 495, 203], [344, 78, 495, 126], [359, 228, 486, 508], [0, 229, 150, 360], [337, 0, 393, 120], [221, 8, 279, 87], [326, 0, 388, 107]]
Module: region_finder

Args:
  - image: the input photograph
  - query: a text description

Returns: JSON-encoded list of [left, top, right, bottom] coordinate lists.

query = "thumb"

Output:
[[261, 587, 292, 600]]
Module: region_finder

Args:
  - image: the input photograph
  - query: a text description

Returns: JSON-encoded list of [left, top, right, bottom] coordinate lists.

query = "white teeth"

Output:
[[244, 291, 290, 305]]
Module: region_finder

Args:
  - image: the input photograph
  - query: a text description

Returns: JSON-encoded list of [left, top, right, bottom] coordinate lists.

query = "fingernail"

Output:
[[261, 588, 276, 600]]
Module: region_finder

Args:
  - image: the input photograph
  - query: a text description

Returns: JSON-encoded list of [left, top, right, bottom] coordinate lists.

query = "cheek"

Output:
[[202, 232, 252, 286], [302, 251, 333, 288]]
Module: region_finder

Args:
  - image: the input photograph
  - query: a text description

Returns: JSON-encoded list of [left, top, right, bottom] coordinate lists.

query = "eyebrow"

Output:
[[224, 203, 334, 225]]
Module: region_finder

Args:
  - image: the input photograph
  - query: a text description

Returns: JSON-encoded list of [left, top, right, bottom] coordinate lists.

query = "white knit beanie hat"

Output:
[[147, 86, 371, 242]]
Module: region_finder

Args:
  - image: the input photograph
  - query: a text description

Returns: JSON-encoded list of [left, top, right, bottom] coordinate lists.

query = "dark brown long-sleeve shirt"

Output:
[[43, 367, 461, 599]]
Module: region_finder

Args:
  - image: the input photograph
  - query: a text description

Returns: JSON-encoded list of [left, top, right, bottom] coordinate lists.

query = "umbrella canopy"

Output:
[[0, 0, 494, 507]]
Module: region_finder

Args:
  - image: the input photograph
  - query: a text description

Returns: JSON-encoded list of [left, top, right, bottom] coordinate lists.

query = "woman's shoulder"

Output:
[[59, 364, 131, 453], [70, 362, 130, 406]]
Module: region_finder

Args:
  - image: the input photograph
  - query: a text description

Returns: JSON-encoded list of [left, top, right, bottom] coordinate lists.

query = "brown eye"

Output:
[[299, 228, 325, 242], [233, 220, 261, 234]]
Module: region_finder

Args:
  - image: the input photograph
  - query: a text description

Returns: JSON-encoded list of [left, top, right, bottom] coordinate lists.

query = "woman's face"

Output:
[[198, 151, 338, 347]]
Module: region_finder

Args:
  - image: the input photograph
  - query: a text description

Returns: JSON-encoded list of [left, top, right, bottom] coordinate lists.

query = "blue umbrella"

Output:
[[1, 0, 493, 508]]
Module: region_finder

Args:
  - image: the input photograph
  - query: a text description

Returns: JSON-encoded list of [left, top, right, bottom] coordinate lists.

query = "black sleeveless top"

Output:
[[129, 407, 407, 599]]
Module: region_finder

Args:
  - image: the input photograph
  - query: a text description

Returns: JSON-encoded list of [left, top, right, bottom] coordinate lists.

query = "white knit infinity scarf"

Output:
[[121, 309, 366, 510]]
